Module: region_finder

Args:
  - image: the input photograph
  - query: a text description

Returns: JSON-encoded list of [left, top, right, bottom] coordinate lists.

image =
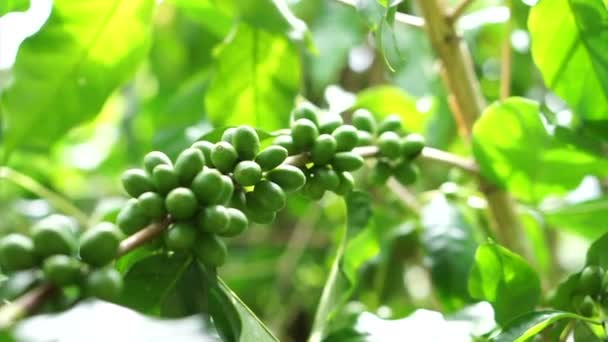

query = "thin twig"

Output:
[[0, 167, 89, 226], [449, 0, 475, 21], [419, 147, 479, 174], [499, 0, 513, 100], [387, 179, 422, 215], [117, 219, 170, 256], [333, 0, 425, 28], [0, 283, 57, 329]]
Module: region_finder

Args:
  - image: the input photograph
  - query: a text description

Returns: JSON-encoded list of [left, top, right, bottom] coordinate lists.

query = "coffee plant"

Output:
[[0, 0, 607, 341]]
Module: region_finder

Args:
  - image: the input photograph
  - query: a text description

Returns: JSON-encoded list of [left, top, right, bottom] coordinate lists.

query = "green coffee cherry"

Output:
[[292, 103, 320, 127], [234, 161, 262, 186], [315, 167, 340, 192], [143, 151, 172, 174], [318, 112, 344, 134], [311, 134, 337, 166], [31, 216, 77, 258], [191, 141, 215, 168], [221, 127, 236, 143], [357, 131, 373, 146], [194, 234, 227, 267], [117, 198, 149, 235], [192, 168, 224, 205], [393, 161, 419, 186], [86, 268, 123, 302], [217, 175, 235, 205], [43, 255, 82, 286], [291, 118, 319, 152], [377, 114, 402, 134], [198, 205, 230, 234], [165, 187, 199, 220], [332, 152, 364, 172], [79, 222, 123, 267], [378, 131, 402, 159], [301, 177, 326, 200], [138, 192, 167, 221], [221, 208, 249, 237], [401, 133, 425, 159], [371, 161, 392, 185], [121, 169, 155, 198], [254, 146, 288, 171], [232, 125, 260, 160], [252, 181, 286, 212], [265, 165, 306, 192], [175, 148, 205, 185], [351, 109, 377, 133], [273, 135, 296, 155], [245, 193, 277, 224], [579, 295, 595, 317], [0, 234, 37, 272], [152, 164, 180, 196], [335, 172, 355, 195], [579, 266, 604, 297], [211, 142, 238, 173], [164, 222, 197, 250], [332, 125, 359, 152]]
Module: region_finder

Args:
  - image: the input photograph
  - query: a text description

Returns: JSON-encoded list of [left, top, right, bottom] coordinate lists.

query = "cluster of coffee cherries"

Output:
[[570, 265, 608, 317], [0, 215, 124, 301]]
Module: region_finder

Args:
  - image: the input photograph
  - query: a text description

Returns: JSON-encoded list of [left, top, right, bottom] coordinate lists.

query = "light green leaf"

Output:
[[421, 195, 477, 312], [491, 310, 600, 342], [170, 0, 234, 38], [0, 0, 29, 16], [529, 0, 608, 120], [352, 86, 426, 133], [543, 197, 608, 240], [472, 97, 608, 203], [12, 300, 219, 341], [468, 242, 541, 325], [205, 24, 300, 131], [309, 191, 374, 342], [1, 0, 155, 152]]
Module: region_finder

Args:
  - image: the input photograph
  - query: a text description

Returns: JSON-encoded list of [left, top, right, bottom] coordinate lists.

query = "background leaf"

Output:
[[205, 24, 300, 131], [0, 0, 29, 16], [0, 0, 156, 152], [421, 194, 478, 312], [468, 242, 541, 325], [472, 97, 608, 203], [543, 197, 608, 240], [529, 0, 608, 121]]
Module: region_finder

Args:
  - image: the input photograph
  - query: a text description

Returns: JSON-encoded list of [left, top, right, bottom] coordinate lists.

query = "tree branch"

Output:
[[449, 0, 476, 21]]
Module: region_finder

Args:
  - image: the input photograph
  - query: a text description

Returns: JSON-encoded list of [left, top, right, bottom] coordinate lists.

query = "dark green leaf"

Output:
[[543, 197, 608, 240], [118, 253, 192, 315], [0, 0, 29, 16], [1, 0, 156, 152], [11, 300, 220, 341], [529, 0, 608, 121], [491, 310, 599, 342], [468, 242, 541, 325], [205, 24, 300, 131], [421, 195, 478, 312], [472, 97, 608, 203]]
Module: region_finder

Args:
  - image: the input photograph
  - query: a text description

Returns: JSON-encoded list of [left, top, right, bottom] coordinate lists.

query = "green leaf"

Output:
[[11, 300, 219, 341], [352, 86, 425, 133], [472, 97, 608, 203], [468, 242, 541, 325], [529, 0, 608, 121], [170, 0, 233, 38], [205, 24, 300, 131], [0, 0, 155, 152], [421, 195, 478, 312], [0, 0, 29, 16], [118, 253, 193, 315], [309, 191, 374, 342], [491, 310, 600, 342], [585, 230, 608, 268], [543, 197, 608, 240]]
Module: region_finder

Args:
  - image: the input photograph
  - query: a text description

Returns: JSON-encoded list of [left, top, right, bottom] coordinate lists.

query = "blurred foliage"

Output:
[[0, 0, 607, 341]]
